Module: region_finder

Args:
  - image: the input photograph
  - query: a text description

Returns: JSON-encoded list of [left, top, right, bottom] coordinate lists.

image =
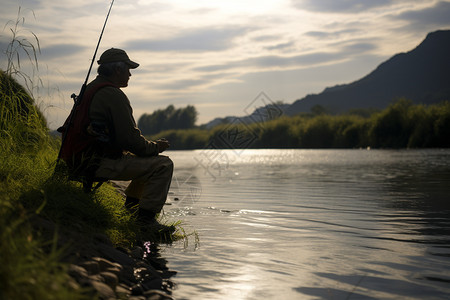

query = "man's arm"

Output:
[[92, 87, 160, 156]]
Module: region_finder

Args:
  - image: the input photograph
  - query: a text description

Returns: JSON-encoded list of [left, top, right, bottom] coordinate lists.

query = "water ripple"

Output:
[[163, 149, 450, 299]]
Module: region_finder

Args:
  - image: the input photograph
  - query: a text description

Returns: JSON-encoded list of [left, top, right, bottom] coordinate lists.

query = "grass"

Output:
[[0, 70, 88, 298], [0, 217, 86, 300]]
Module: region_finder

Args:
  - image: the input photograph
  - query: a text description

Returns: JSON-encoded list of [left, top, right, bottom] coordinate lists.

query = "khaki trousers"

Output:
[[95, 153, 173, 214]]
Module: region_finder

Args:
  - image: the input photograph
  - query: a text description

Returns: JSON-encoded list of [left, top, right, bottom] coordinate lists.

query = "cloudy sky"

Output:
[[1, 0, 450, 129]]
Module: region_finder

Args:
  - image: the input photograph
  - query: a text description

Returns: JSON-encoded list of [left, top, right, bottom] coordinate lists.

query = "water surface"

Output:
[[162, 149, 450, 299]]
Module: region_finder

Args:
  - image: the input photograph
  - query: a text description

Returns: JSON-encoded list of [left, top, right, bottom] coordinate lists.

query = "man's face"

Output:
[[115, 65, 131, 88]]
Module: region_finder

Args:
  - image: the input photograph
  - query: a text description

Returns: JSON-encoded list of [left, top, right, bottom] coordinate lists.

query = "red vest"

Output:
[[59, 82, 114, 166]]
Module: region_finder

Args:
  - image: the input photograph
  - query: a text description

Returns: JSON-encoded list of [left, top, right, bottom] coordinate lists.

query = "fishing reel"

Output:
[[71, 93, 79, 103]]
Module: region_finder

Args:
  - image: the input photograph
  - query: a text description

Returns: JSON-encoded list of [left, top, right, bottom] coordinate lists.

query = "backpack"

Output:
[[57, 82, 115, 192]]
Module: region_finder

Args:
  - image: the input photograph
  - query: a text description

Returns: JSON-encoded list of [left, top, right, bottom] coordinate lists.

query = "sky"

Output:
[[1, 0, 450, 130]]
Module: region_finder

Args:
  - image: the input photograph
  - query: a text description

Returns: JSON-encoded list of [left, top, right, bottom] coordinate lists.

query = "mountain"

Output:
[[203, 102, 290, 129], [286, 29, 450, 116]]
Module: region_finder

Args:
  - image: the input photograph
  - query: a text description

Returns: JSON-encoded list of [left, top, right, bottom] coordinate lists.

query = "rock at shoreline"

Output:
[[69, 241, 175, 299], [31, 215, 175, 299]]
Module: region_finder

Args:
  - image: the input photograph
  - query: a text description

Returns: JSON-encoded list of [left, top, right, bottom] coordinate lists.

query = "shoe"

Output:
[[137, 208, 157, 223], [137, 209, 176, 235]]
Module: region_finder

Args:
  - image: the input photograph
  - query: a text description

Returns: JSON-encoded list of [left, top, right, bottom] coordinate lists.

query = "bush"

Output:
[[431, 101, 450, 147], [257, 117, 298, 148], [0, 70, 48, 153], [368, 99, 413, 148]]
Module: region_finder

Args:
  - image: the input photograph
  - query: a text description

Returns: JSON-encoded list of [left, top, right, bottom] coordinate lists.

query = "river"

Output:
[[159, 149, 450, 299]]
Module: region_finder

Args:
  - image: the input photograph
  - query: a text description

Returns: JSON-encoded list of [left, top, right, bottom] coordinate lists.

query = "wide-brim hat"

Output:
[[97, 48, 139, 69]]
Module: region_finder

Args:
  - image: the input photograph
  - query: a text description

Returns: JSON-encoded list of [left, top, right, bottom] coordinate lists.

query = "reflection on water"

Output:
[[162, 149, 450, 299]]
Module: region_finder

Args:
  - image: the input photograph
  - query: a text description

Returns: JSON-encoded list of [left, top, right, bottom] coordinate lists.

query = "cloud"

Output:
[[304, 29, 359, 39], [194, 52, 339, 73], [136, 1, 173, 12], [157, 78, 209, 90], [394, 1, 450, 27], [188, 7, 218, 15], [153, 71, 237, 90], [291, 0, 393, 13], [252, 35, 281, 42], [39, 43, 86, 60], [252, 53, 339, 68], [193, 64, 234, 73], [341, 42, 377, 53], [2, 0, 41, 12], [265, 41, 296, 51], [194, 39, 377, 73], [125, 26, 252, 52]]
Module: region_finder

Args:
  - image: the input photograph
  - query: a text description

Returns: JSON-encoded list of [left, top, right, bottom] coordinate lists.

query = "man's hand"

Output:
[[156, 138, 170, 153]]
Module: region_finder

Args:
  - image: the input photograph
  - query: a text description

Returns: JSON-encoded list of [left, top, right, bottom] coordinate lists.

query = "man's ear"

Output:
[[113, 66, 122, 75]]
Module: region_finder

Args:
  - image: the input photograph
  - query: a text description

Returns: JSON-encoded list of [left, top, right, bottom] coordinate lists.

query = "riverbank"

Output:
[[2, 164, 182, 299], [31, 209, 177, 300], [1, 152, 182, 300]]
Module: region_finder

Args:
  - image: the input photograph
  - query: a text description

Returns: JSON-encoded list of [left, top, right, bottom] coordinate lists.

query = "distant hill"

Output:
[[286, 29, 450, 116], [203, 102, 290, 129], [203, 29, 450, 128]]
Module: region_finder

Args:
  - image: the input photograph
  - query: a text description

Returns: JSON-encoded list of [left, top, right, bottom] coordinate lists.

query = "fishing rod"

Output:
[[56, 0, 115, 162]]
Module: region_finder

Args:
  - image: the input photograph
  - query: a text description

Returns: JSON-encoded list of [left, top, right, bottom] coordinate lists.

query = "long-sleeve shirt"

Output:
[[88, 75, 159, 157]]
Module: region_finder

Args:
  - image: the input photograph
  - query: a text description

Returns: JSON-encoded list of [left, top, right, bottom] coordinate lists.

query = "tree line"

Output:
[[144, 99, 450, 150], [137, 104, 197, 135]]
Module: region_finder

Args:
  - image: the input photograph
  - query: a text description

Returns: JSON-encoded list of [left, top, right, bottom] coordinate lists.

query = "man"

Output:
[[86, 48, 173, 223]]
